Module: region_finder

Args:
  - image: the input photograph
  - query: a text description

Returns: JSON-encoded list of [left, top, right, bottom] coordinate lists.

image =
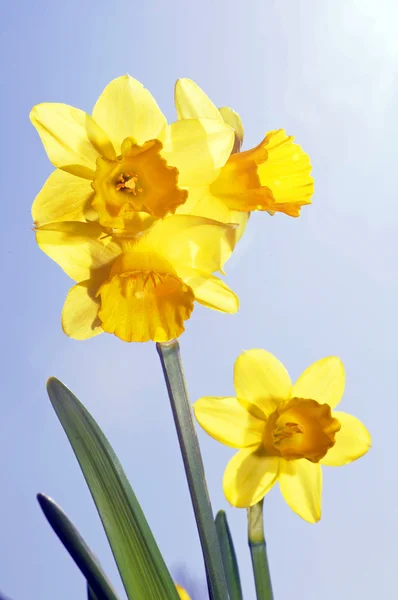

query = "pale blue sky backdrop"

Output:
[[1, 1, 397, 599]]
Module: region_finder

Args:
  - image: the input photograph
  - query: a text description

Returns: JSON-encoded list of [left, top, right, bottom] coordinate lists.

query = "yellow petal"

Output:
[[32, 169, 94, 226], [257, 129, 314, 212], [176, 188, 249, 244], [30, 103, 115, 177], [177, 186, 230, 220], [141, 215, 237, 273], [92, 75, 167, 153], [62, 279, 104, 339], [234, 350, 292, 419], [97, 268, 194, 343], [279, 459, 322, 523], [223, 449, 280, 508], [159, 119, 234, 186], [175, 78, 222, 122], [219, 106, 244, 153], [176, 585, 191, 600], [320, 412, 371, 466], [293, 357, 345, 409], [230, 210, 250, 242], [177, 268, 239, 313], [194, 396, 264, 448], [35, 222, 120, 281]]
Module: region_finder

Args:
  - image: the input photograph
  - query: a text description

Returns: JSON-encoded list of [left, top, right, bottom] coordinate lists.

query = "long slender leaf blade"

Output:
[[37, 493, 120, 600], [215, 511, 243, 600], [47, 377, 179, 600], [88, 584, 101, 600]]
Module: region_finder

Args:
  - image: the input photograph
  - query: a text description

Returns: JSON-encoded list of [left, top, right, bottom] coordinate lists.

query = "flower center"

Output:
[[91, 137, 188, 232], [272, 422, 304, 445], [264, 398, 341, 463], [115, 172, 144, 195]]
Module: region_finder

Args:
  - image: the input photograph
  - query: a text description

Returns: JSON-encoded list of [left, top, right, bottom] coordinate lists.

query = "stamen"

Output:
[[273, 421, 304, 445], [150, 272, 159, 287], [142, 272, 163, 290], [116, 172, 143, 195]]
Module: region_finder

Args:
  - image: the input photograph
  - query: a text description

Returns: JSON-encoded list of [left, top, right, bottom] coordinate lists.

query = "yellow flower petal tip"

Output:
[[175, 584, 191, 600], [219, 106, 244, 153], [293, 356, 345, 409], [175, 78, 222, 122], [195, 350, 370, 523]]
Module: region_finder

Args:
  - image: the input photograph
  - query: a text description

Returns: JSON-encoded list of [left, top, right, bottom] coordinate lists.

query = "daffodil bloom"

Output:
[[174, 79, 314, 224], [194, 350, 371, 523], [30, 75, 235, 235], [176, 584, 191, 600], [35, 215, 238, 342]]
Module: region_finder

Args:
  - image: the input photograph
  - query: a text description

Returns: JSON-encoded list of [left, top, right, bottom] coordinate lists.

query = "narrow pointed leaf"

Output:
[[37, 493, 119, 600], [47, 377, 180, 600], [88, 584, 101, 600], [215, 511, 243, 600]]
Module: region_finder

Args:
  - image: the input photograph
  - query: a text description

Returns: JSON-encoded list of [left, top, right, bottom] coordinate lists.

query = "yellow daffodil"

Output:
[[31, 75, 235, 235], [36, 215, 238, 342], [194, 350, 371, 523], [174, 79, 314, 225], [176, 584, 191, 600]]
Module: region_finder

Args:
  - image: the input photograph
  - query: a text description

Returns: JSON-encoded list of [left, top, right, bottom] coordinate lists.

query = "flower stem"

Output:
[[248, 500, 274, 600], [156, 340, 229, 600]]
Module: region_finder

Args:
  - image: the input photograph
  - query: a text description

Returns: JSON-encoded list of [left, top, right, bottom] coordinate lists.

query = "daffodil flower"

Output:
[[30, 75, 235, 235], [174, 79, 314, 226], [194, 350, 371, 523], [36, 215, 238, 342]]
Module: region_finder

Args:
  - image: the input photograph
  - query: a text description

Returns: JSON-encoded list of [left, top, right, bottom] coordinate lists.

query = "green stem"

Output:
[[156, 340, 229, 600], [248, 501, 274, 600]]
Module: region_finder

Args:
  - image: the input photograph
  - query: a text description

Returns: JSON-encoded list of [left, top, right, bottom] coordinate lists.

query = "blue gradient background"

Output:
[[1, 0, 397, 598]]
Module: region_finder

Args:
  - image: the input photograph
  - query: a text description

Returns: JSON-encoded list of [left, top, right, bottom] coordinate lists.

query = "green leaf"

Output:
[[37, 493, 119, 600], [88, 584, 101, 600], [46, 377, 180, 600], [215, 511, 243, 600]]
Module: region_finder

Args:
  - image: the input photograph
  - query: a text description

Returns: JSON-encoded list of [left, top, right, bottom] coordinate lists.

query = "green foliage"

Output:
[[37, 493, 120, 600], [215, 511, 243, 600], [46, 377, 180, 600]]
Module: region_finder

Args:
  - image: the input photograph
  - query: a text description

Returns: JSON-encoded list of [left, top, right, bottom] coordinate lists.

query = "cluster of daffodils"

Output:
[[31, 75, 369, 537], [31, 75, 313, 343]]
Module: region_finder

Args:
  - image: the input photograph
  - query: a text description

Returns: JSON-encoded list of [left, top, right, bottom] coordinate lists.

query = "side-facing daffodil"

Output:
[[36, 215, 238, 342], [174, 79, 314, 225], [176, 584, 191, 600], [31, 75, 235, 235], [194, 350, 371, 523]]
